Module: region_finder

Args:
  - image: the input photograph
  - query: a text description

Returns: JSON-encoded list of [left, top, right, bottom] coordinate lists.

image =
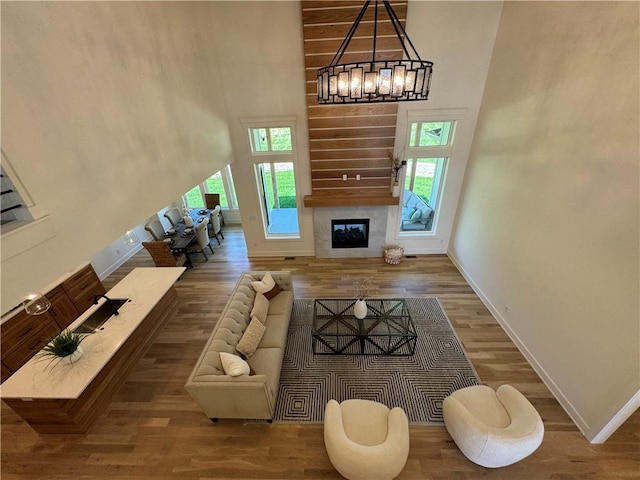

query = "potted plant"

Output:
[[389, 151, 407, 197], [39, 329, 88, 366]]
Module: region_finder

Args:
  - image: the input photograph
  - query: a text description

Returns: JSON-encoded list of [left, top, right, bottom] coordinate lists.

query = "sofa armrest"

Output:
[[185, 375, 274, 420]]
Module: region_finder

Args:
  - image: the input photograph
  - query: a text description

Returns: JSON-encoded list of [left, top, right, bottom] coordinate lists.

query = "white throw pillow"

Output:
[[251, 272, 276, 294], [251, 292, 269, 324], [236, 317, 266, 358], [219, 352, 250, 376]]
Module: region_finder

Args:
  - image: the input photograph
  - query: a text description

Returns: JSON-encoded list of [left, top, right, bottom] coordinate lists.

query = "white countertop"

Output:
[[0, 267, 185, 400]]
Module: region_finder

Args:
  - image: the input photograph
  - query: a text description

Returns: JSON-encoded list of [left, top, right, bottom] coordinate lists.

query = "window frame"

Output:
[[249, 126, 294, 155], [399, 115, 458, 236], [241, 117, 301, 239]]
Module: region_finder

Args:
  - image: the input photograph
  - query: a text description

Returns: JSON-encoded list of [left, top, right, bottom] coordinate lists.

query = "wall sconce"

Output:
[[123, 230, 139, 245], [23, 292, 51, 315]]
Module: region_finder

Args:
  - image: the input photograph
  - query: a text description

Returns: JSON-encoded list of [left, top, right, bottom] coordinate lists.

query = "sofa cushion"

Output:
[[259, 314, 291, 349], [249, 347, 284, 398], [420, 205, 433, 221], [402, 189, 414, 207], [410, 208, 422, 222], [268, 290, 294, 316], [251, 272, 276, 293], [236, 317, 266, 358], [219, 352, 250, 376], [251, 293, 270, 324]]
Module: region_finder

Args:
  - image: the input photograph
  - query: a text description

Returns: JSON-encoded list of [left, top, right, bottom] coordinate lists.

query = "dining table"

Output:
[[164, 208, 212, 259]]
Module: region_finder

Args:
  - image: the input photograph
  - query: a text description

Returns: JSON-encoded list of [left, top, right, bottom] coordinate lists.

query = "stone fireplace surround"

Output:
[[313, 206, 388, 258]]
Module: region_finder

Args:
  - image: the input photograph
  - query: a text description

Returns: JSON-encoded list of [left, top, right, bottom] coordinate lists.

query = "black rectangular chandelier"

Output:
[[317, 0, 433, 104]]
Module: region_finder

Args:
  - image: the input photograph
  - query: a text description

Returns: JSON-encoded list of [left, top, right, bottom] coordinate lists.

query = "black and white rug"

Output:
[[274, 297, 481, 425]]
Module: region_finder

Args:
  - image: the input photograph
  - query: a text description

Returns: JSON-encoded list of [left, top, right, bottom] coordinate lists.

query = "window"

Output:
[[183, 165, 237, 210], [250, 127, 293, 153], [245, 120, 300, 237], [409, 121, 452, 147], [254, 161, 299, 235], [400, 120, 455, 234], [184, 185, 205, 209], [0, 158, 33, 229], [204, 165, 237, 208]]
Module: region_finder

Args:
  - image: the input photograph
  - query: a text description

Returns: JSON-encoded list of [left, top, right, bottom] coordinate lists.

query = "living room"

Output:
[[1, 1, 638, 477]]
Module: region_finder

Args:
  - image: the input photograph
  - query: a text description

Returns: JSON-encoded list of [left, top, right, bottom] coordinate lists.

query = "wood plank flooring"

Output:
[[2, 226, 638, 479]]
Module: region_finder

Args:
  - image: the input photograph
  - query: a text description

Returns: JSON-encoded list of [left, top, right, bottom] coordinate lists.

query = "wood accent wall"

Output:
[[301, 1, 407, 207]]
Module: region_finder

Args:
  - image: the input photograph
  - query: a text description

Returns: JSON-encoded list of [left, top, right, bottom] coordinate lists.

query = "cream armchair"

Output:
[[443, 384, 544, 468], [324, 399, 409, 480]]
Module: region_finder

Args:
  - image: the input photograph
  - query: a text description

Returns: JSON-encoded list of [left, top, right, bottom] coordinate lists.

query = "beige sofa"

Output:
[[184, 271, 294, 421]]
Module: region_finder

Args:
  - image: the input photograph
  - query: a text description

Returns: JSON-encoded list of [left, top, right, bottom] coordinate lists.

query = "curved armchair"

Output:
[[324, 399, 409, 480], [443, 384, 544, 468]]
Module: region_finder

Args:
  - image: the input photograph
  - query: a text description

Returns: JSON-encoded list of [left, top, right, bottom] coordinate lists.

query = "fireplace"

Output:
[[332, 219, 370, 249], [313, 207, 387, 258]]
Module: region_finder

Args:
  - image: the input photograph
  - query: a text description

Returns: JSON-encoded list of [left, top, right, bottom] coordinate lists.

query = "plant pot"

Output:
[[392, 184, 400, 197], [354, 299, 367, 319], [64, 346, 83, 364]]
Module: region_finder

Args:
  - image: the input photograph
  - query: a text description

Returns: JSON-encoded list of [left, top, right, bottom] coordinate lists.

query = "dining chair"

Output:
[[164, 207, 183, 228], [208, 206, 225, 245], [204, 193, 225, 225], [187, 217, 214, 261], [142, 241, 192, 269], [144, 218, 166, 241]]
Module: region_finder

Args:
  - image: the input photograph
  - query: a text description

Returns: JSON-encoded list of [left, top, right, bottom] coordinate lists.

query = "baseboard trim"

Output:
[[590, 390, 640, 444], [97, 244, 143, 280], [446, 250, 594, 439]]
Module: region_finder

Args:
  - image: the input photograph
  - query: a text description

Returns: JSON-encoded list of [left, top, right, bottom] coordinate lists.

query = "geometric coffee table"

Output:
[[312, 298, 417, 355]]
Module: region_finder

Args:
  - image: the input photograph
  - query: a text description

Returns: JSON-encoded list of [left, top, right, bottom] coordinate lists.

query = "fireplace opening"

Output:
[[332, 219, 370, 249]]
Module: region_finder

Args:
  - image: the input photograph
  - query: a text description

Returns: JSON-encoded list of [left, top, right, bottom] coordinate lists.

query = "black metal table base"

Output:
[[312, 299, 417, 356]]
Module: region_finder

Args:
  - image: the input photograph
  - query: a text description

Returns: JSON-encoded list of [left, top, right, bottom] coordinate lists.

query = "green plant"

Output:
[[40, 329, 87, 359]]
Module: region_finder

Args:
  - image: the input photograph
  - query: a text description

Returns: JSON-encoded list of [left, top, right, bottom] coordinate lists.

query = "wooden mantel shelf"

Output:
[[303, 190, 400, 208]]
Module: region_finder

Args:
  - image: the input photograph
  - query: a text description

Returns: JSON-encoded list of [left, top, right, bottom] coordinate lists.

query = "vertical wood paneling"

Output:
[[301, 1, 407, 198]]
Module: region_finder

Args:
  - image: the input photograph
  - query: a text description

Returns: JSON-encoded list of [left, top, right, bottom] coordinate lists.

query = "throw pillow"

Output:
[[219, 352, 250, 376], [410, 208, 422, 222], [250, 293, 269, 324], [420, 205, 433, 220], [236, 317, 266, 358], [251, 272, 275, 294], [263, 283, 283, 300]]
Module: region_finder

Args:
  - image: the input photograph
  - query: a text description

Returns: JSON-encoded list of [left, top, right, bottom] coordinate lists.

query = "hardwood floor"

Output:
[[2, 226, 638, 479]]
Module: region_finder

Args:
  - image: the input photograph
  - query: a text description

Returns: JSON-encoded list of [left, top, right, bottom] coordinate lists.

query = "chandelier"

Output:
[[317, 0, 433, 104]]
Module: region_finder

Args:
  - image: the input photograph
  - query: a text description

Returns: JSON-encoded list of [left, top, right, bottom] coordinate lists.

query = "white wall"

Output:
[[207, 1, 315, 258], [387, 1, 504, 254], [1, 2, 231, 312], [449, 1, 640, 441]]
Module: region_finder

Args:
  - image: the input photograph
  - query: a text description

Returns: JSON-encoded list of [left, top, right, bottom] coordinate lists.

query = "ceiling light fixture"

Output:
[[317, 0, 433, 104]]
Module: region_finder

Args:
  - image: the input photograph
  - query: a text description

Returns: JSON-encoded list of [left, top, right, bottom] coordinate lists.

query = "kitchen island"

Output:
[[0, 267, 185, 434]]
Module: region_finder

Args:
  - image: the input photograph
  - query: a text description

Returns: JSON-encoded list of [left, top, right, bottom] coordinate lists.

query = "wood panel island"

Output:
[[0, 267, 185, 434]]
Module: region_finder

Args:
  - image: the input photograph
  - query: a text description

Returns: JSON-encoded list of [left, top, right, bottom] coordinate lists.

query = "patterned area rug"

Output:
[[274, 297, 481, 425]]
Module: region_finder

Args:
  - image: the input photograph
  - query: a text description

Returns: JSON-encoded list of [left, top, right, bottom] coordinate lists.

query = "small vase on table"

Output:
[[354, 299, 367, 319]]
